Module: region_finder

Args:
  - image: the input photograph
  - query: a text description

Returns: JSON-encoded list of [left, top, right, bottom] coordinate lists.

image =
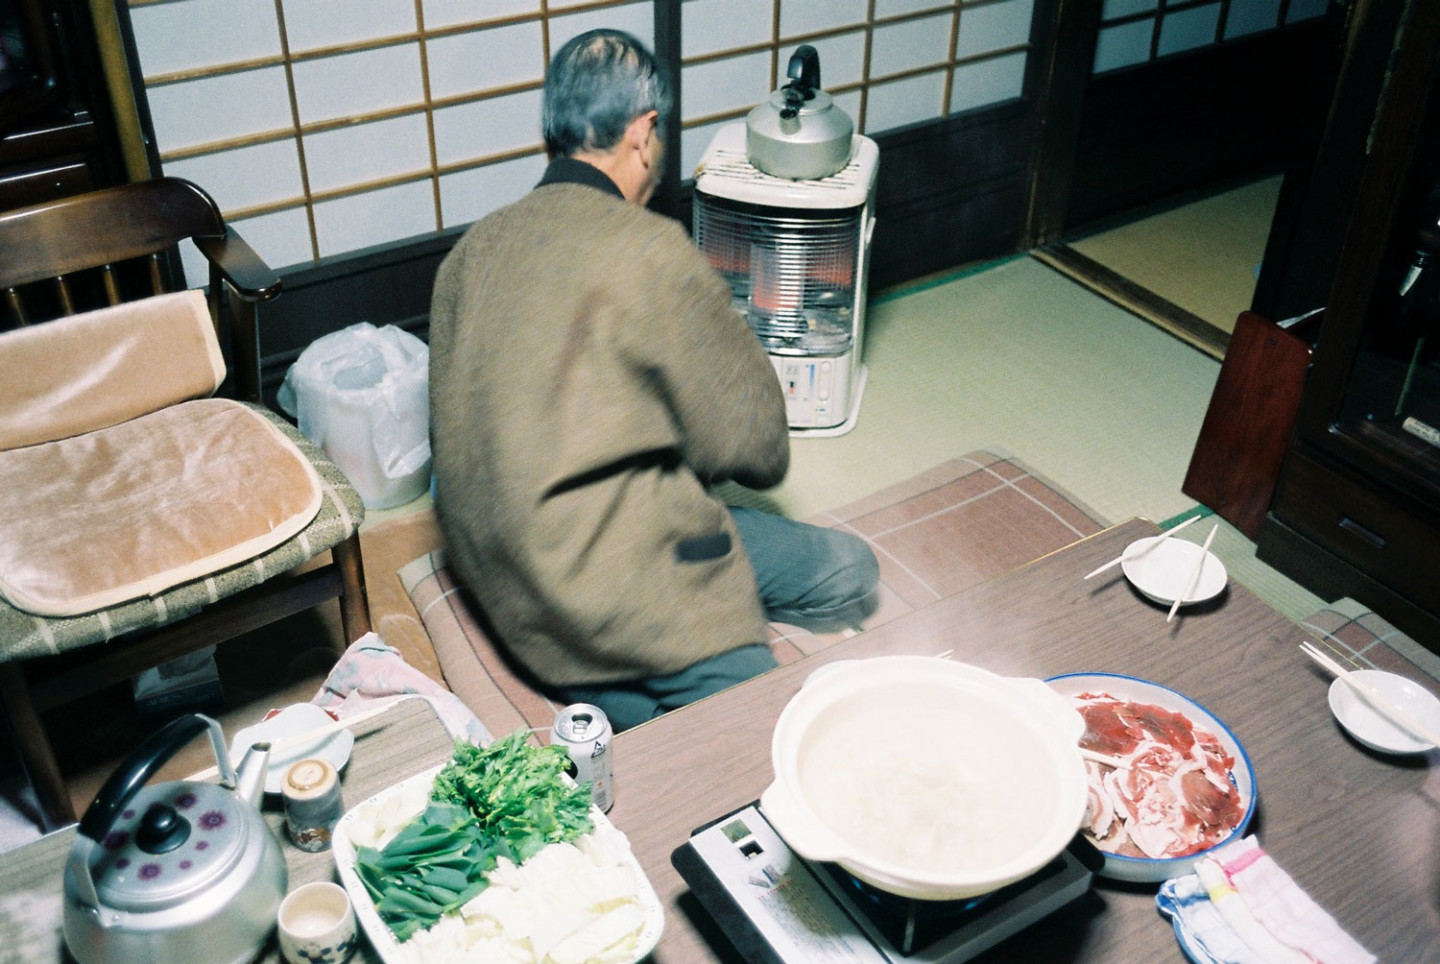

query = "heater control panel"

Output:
[[772, 353, 850, 429]]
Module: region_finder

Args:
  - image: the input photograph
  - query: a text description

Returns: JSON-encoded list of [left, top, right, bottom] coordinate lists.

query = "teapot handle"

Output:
[[77, 713, 226, 843]]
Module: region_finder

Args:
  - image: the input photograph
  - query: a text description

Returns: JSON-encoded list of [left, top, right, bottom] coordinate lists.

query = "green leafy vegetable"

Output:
[[354, 801, 495, 941], [357, 731, 596, 942], [431, 731, 594, 864]]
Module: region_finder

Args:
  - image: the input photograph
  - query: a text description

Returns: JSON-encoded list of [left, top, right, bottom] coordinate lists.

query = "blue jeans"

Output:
[[553, 508, 880, 730], [729, 506, 880, 632]]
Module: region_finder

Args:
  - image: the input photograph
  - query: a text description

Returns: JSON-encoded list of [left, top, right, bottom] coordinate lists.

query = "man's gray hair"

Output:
[[542, 28, 672, 158]]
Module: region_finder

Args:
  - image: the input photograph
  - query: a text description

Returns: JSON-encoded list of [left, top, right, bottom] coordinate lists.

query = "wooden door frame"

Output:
[[1024, 3, 1338, 358]]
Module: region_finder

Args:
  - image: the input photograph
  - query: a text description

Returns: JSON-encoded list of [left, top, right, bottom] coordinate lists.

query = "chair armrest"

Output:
[[194, 226, 282, 303], [198, 226, 280, 404]]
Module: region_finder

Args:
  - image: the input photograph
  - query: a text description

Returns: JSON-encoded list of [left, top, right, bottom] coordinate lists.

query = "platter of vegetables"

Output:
[[333, 731, 663, 964]]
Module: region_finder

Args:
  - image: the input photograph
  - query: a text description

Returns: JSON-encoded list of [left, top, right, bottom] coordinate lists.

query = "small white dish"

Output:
[[230, 703, 354, 795], [1327, 670, 1440, 754], [1121, 536, 1227, 607]]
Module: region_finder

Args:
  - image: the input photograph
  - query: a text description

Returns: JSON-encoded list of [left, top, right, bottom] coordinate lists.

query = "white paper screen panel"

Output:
[[128, 0, 652, 283], [683, 0, 772, 56], [1091, 0, 1328, 75], [677, 0, 1037, 175]]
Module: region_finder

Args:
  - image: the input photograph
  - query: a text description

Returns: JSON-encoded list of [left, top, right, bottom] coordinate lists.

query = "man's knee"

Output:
[[810, 527, 880, 606], [831, 529, 880, 589]]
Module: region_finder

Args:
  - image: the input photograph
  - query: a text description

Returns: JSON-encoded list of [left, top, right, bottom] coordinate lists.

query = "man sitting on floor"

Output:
[[428, 28, 878, 731]]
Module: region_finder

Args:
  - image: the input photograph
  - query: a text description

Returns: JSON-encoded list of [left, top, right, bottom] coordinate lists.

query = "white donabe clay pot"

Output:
[[760, 656, 1089, 901]]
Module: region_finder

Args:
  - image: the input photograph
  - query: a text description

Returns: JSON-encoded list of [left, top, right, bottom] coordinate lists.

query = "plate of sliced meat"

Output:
[[1046, 673, 1256, 883]]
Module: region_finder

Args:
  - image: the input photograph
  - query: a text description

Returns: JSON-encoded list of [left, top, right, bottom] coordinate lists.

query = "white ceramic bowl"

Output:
[[1328, 670, 1440, 754], [1121, 536, 1227, 607], [762, 656, 1090, 900], [1046, 673, 1257, 883]]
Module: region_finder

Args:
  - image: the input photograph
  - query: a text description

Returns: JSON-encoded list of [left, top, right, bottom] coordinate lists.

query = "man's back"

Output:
[[429, 178, 789, 688]]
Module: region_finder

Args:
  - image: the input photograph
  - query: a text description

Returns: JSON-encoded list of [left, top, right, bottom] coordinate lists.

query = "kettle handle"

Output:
[[785, 44, 821, 95], [77, 713, 227, 843]]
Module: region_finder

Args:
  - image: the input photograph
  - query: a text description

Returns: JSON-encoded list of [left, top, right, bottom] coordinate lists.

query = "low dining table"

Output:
[[606, 518, 1440, 962], [7, 520, 1437, 962]]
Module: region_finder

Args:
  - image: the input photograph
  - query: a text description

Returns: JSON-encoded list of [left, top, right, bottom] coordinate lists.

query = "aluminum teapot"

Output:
[[63, 713, 288, 964], [746, 45, 855, 180]]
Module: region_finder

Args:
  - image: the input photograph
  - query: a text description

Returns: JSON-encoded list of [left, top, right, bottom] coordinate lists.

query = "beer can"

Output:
[[283, 758, 343, 852], [550, 704, 614, 812]]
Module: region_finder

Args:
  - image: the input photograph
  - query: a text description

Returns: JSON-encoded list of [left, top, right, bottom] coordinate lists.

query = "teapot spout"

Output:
[[234, 742, 272, 806]]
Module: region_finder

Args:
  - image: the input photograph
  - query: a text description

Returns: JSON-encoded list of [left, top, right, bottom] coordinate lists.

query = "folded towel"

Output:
[[1194, 859, 1309, 964], [312, 632, 491, 745], [1156, 873, 1269, 964], [1213, 838, 1374, 964], [1156, 836, 1374, 964]]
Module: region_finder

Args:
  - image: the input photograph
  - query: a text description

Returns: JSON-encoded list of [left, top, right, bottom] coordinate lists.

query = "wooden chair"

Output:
[[0, 178, 371, 831]]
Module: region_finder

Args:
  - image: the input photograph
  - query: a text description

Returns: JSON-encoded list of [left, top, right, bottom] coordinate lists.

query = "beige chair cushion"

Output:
[[0, 290, 223, 451], [0, 398, 322, 617]]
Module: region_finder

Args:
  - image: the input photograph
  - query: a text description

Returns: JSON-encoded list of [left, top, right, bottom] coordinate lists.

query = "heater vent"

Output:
[[694, 196, 859, 344]]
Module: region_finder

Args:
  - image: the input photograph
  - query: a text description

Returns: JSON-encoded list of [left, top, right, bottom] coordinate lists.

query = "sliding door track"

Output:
[[1031, 242, 1231, 360]]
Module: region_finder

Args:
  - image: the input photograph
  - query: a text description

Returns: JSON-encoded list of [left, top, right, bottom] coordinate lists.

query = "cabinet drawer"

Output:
[[0, 161, 95, 211], [1271, 448, 1440, 608]]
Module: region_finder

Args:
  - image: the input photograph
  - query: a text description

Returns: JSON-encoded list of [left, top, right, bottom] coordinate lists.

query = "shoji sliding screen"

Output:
[[1091, 0, 1327, 74], [676, 0, 1036, 178], [123, 0, 656, 284], [123, 0, 1041, 281]]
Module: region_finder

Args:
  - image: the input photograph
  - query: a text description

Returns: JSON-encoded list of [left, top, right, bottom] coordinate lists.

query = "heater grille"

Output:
[[693, 194, 861, 344]]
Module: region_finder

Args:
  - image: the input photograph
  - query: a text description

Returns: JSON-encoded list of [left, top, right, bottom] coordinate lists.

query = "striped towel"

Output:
[[1156, 836, 1374, 964]]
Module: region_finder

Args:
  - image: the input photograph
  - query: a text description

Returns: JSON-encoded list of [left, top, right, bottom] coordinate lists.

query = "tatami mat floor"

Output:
[[1067, 175, 1284, 336], [727, 255, 1325, 624], [303, 249, 1333, 647]]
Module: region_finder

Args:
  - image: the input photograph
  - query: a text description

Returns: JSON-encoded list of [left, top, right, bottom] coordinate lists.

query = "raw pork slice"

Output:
[[1074, 692, 1244, 860]]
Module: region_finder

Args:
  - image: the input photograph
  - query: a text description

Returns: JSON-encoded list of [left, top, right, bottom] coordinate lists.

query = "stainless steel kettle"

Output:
[[745, 45, 855, 180], [63, 713, 288, 964]]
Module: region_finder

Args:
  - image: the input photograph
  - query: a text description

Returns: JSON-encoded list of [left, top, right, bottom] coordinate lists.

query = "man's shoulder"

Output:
[[445, 186, 708, 289]]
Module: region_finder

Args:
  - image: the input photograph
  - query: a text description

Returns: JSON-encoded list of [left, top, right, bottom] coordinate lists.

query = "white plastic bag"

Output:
[[278, 322, 431, 510]]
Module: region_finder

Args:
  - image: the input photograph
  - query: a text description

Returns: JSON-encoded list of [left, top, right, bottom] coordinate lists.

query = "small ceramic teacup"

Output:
[[277, 881, 358, 964]]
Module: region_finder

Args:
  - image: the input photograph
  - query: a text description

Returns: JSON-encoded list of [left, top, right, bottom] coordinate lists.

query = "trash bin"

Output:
[[278, 322, 431, 510]]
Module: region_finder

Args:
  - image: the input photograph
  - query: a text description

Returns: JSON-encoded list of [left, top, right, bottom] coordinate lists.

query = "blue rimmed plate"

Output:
[[1046, 673, 1257, 883]]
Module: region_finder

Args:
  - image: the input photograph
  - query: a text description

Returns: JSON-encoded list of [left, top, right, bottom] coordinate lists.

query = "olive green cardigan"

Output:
[[429, 179, 789, 687]]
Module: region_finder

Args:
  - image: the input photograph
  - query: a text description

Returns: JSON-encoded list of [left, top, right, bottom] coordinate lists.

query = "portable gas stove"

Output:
[[672, 803, 1094, 963]]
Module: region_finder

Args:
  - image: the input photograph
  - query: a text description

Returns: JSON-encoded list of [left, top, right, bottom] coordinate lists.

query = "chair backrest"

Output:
[[0, 178, 221, 320], [0, 177, 280, 401], [0, 290, 225, 451]]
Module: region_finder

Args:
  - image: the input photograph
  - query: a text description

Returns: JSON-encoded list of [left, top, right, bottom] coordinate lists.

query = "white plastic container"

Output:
[[278, 323, 431, 510]]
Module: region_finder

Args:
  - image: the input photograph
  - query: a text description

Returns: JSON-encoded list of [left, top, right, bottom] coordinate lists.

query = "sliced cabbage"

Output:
[[398, 832, 648, 964]]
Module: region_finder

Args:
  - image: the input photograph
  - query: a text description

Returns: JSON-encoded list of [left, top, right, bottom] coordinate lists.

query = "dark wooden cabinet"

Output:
[[1258, 0, 1440, 647], [0, 0, 126, 212]]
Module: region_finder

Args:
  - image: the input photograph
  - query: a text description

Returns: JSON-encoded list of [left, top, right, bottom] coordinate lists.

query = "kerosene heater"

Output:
[[692, 47, 880, 436]]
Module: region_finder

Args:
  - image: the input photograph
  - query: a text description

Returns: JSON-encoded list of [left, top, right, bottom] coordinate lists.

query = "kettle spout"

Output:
[[234, 741, 272, 807]]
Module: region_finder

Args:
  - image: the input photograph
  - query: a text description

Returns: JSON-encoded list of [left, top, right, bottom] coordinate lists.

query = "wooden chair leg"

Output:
[[0, 662, 76, 832], [333, 532, 371, 653]]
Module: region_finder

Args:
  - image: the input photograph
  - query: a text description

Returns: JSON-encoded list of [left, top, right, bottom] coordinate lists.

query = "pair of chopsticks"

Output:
[[1166, 523, 1220, 623], [1299, 641, 1440, 749], [1083, 515, 1199, 580], [183, 700, 403, 783]]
